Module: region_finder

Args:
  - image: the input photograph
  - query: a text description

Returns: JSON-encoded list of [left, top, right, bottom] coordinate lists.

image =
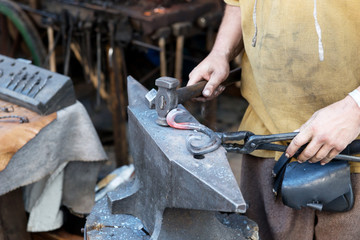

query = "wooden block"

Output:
[[31, 229, 84, 240], [0, 189, 31, 240]]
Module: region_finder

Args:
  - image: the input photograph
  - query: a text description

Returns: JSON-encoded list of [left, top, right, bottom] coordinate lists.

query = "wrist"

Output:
[[210, 48, 231, 62], [348, 89, 360, 109]]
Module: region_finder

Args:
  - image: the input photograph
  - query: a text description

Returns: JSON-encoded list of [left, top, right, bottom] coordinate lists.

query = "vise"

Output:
[[85, 76, 258, 239]]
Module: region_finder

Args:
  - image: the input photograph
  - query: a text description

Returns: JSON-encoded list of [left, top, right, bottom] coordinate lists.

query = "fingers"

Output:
[[285, 97, 360, 164], [188, 70, 228, 99], [203, 81, 226, 98], [286, 130, 341, 164], [188, 67, 209, 87], [188, 55, 229, 99], [193, 85, 226, 102], [286, 129, 312, 159], [320, 149, 339, 165]]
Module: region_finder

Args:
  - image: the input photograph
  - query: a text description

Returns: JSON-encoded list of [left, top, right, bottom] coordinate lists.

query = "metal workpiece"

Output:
[[166, 108, 221, 155], [84, 76, 255, 240]]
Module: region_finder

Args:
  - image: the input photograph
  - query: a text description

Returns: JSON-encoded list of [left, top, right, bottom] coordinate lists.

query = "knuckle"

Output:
[[329, 150, 340, 159], [334, 143, 346, 152], [313, 154, 324, 162], [214, 68, 224, 75], [316, 134, 328, 144], [291, 137, 303, 147], [301, 150, 313, 160]]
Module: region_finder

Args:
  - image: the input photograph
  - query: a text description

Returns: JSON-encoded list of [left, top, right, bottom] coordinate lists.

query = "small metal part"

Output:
[[16, 58, 32, 64], [32, 77, 48, 97], [10, 71, 27, 91], [145, 88, 157, 109], [0, 105, 14, 113], [5, 70, 22, 88], [0, 115, 29, 123], [17, 73, 31, 93], [24, 76, 41, 96]]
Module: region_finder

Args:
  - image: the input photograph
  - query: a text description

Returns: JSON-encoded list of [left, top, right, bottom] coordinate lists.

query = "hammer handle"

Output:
[[177, 67, 241, 103], [177, 80, 207, 103]]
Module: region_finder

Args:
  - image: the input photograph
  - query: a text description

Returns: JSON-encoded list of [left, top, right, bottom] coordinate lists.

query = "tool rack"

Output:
[[0, 0, 223, 166]]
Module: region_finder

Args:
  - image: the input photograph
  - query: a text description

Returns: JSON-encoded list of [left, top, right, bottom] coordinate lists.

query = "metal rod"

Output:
[[96, 30, 102, 108], [47, 26, 56, 72], [159, 37, 167, 76], [131, 40, 161, 52], [175, 35, 184, 82]]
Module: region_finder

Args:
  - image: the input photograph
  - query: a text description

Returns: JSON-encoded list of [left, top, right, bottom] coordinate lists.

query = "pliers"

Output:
[[217, 131, 296, 154], [218, 130, 360, 162], [166, 108, 360, 162]]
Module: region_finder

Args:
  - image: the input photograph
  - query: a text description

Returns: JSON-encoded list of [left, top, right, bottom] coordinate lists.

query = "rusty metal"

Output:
[[84, 77, 258, 239]]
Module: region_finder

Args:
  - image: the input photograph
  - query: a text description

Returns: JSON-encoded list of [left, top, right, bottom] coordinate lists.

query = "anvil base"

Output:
[[85, 196, 259, 240]]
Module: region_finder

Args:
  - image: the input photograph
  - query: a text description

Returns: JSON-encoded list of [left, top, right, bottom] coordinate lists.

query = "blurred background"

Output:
[[0, 0, 248, 238]]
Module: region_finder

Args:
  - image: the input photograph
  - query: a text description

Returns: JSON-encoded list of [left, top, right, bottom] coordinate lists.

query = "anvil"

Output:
[[85, 77, 257, 240]]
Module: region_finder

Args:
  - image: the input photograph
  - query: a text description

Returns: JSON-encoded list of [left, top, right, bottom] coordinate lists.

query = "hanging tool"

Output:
[[151, 27, 171, 77], [172, 22, 192, 82]]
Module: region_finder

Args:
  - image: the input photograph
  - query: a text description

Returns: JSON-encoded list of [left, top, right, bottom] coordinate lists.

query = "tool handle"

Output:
[[177, 80, 207, 103], [177, 67, 241, 104]]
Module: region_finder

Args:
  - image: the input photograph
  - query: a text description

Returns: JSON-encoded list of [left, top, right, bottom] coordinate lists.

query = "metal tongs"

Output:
[[166, 108, 360, 162]]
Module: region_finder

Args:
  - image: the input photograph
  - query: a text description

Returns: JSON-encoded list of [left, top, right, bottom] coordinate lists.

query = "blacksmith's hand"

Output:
[[286, 93, 360, 165], [187, 51, 229, 102]]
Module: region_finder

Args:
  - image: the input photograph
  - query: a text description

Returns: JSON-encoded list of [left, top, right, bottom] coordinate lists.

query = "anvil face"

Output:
[[107, 77, 247, 237]]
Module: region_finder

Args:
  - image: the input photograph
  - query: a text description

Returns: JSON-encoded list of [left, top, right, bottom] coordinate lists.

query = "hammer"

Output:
[[145, 68, 241, 126]]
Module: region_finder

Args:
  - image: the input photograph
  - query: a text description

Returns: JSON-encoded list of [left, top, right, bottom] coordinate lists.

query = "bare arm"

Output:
[[187, 5, 243, 98], [286, 87, 360, 164]]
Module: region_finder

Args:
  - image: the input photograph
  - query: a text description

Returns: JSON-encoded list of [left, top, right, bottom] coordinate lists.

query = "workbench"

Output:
[[0, 101, 107, 239]]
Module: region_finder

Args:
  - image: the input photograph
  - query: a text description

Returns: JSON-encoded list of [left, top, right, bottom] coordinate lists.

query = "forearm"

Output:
[[187, 5, 242, 97], [211, 5, 243, 62]]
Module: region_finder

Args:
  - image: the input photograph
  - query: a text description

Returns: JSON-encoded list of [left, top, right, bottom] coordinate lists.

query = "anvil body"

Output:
[[85, 77, 258, 240]]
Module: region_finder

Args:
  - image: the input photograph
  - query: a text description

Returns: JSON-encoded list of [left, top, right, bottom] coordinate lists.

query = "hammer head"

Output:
[[151, 77, 180, 126]]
